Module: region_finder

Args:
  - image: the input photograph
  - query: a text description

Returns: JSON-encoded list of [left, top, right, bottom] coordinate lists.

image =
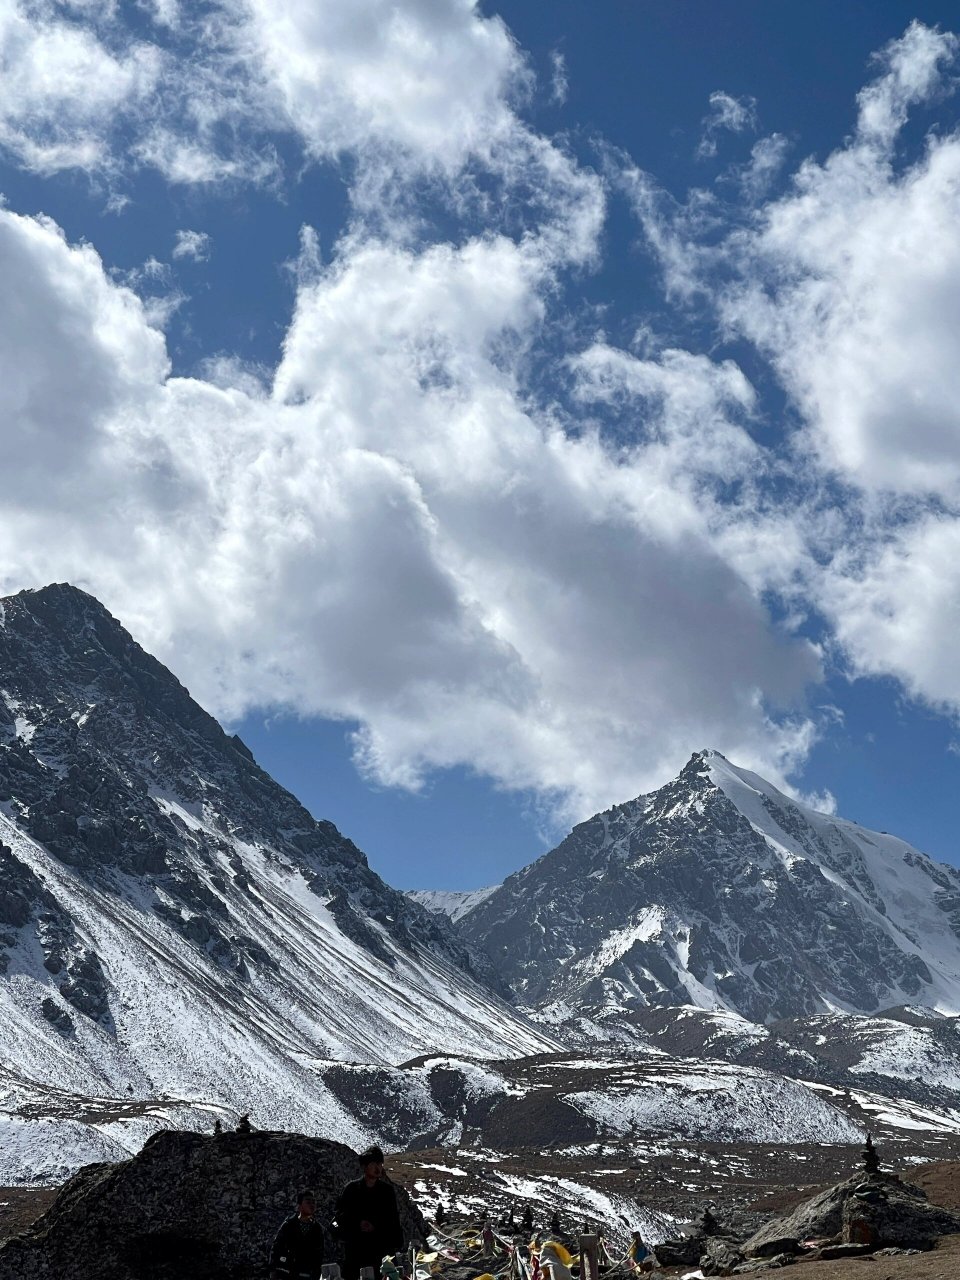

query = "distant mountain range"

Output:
[[5, 582, 960, 1198]]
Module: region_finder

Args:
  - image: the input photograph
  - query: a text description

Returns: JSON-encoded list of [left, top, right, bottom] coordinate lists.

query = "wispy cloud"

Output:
[[550, 49, 568, 105], [697, 89, 758, 159], [172, 229, 210, 261]]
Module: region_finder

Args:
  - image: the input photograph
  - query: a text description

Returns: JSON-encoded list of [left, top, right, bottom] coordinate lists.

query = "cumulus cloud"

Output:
[[818, 515, 960, 714], [721, 24, 960, 499], [619, 22, 960, 734], [0, 0, 161, 173], [18, 5, 960, 819], [229, 0, 526, 172], [0, 202, 821, 820], [0, 0, 535, 197]]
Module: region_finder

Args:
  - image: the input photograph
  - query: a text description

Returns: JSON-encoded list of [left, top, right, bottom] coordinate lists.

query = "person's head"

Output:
[[297, 1190, 317, 1219], [359, 1145, 385, 1182]]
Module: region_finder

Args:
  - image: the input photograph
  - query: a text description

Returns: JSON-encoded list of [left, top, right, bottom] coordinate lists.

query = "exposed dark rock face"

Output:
[[0, 584, 489, 987], [0, 1129, 426, 1280], [455, 750, 960, 1025], [0, 838, 109, 1022], [653, 1230, 704, 1266]]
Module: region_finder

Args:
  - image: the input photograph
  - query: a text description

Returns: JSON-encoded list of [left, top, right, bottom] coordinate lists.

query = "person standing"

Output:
[[270, 1189, 325, 1280], [334, 1145, 403, 1280]]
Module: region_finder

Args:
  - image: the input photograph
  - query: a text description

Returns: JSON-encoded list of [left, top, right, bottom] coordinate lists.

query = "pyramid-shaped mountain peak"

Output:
[[456, 749, 960, 1029]]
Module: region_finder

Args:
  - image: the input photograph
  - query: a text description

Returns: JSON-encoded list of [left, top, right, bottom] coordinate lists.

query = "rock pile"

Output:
[[652, 1141, 960, 1276], [741, 1168, 960, 1260], [0, 1129, 426, 1280]]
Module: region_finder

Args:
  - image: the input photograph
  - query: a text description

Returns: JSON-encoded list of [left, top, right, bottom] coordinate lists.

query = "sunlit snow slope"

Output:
[[0, 585, 556, 1179], [457, 750, 960, 1027]]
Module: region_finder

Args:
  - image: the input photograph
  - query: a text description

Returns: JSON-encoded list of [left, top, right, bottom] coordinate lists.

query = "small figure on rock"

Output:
[[236, 1113, 252, 1134], [334, 1145, 403, 1280], [270, 1189, 324, 1280], [627, 1232, 651, 1273], [701, 1205, 718, 1236], [549, 1211, 561, 1237], [213, 1118, 223, 1135], [521, 1204, 534, 1233], [863, 1132, 880, 1177], [434, 1203, 446, 1229], [482, 1221, 496, 1257]]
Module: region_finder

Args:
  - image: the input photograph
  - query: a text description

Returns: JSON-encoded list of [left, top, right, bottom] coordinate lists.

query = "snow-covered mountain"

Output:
[[407, 886, 499, 923], [0, 584, 556, 1179], [455, 750, 960, 1029], [7, 586, 960, 1196]]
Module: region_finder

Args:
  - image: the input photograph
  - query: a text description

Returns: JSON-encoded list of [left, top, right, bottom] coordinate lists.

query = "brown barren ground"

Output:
[[0, 1186, 57, 1245]]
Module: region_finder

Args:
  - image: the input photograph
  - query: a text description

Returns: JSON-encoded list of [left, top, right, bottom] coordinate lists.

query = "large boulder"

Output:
[[0, 1129, 426, 1280], [700, 1237, 745, 1275], [743, 1172, 960, 1258], [841, 1178, 960, 1251], [652, 1231, 704, 1266]]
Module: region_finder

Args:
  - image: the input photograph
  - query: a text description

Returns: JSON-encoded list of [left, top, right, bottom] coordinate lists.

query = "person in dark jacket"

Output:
[[271, 1189, 325, 1280], [335, 1146, 403, 1280]]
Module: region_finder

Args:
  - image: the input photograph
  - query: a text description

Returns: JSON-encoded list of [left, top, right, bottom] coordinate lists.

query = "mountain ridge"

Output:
[[0, 582, 557, 1180], [452, 748, 960, 1029]]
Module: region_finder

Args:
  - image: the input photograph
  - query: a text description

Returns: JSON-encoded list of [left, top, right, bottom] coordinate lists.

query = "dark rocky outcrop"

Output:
[[653, 1230, 704, 1267], [743, 1170, 960, 1258], [0, 1129, 426, 1280], [699, 1237, 745, 1275]]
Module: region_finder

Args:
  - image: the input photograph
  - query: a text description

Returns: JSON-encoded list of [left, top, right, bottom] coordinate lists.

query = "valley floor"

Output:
[[7, 1155, 960, 1277]]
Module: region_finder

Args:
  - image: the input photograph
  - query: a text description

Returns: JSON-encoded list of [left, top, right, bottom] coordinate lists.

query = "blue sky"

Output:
[[2, 1, 960, 889]]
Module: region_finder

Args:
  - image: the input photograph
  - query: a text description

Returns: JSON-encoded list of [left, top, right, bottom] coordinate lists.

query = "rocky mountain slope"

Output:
[[0, 584, 555, 1180], [453, 750, 960, 1031]]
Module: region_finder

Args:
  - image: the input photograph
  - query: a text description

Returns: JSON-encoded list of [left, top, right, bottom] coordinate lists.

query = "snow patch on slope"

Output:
[[407, 886, 500, 923], [566, 1062, 862, 1144]]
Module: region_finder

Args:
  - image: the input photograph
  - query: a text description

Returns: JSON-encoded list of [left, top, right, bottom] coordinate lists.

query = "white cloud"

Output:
[[0, 0, 161, 174], [721, 28, 960, 500], [550, 49, 568, 106], [697, 89, 757, 159], [819, 515, 960, 711], [140, 0, 179, 29], [172, 229, 211, 261], [628, 23, 960, 732], [23, 6, 960, 816], [736, 133, 790, 198], [228, 0, 526, 172], [0, 0, 528, 192], [0, 205, 820, 821], [857, 19, 958, 146], [568, 342, 758, 481]]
